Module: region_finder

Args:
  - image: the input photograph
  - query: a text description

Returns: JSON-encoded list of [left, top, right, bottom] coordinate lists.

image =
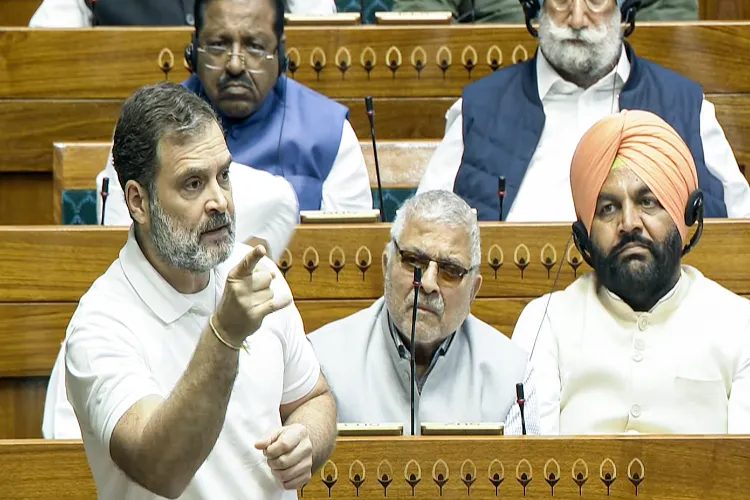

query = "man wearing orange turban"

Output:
[[511, 110, 750, 436]]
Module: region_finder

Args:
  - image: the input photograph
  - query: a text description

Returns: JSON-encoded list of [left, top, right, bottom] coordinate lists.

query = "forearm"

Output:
[[124, 327, 240, 496], [285, 391, 337, 472]]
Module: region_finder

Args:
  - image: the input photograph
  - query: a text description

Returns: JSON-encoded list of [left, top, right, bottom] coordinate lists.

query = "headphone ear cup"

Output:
[[684, 190, 704, 227], [519, 0, 540, 20], [572, 220, 594, 267], [278, 39, 288, 74], [184, 34, 198, 72]]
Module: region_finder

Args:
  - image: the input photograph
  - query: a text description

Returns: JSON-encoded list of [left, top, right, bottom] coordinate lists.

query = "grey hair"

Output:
[[112, 82, 221, 199], [389, 190, 481, 269]]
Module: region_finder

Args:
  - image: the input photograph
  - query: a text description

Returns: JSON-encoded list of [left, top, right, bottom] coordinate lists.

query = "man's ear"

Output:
[[125, 180, 149, 225], [470, 273, 483, 303], [381, 248, 389, 278]]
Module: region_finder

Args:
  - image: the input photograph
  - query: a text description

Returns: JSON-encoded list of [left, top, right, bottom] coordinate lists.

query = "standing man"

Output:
[[512, 110, 750, 435], [418, 0, 749, 221], [62, 82, 337, 498]]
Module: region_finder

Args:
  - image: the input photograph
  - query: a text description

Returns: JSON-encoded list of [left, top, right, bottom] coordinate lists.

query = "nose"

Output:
[[619, 200, 644, 234], [225, 42, 244, 76], [568, 0, 590, 30], [420, 262, 440, 295], [205, 181, 229, 214]]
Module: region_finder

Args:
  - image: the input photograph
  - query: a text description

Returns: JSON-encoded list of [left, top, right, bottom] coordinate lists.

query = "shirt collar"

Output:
[[384, 310, 456, 362], [119, 228, 210, 324], [536, 44, 630, 101]]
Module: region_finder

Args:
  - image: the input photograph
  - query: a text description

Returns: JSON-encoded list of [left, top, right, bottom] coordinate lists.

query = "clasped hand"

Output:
[[255, 424, 313, 490]]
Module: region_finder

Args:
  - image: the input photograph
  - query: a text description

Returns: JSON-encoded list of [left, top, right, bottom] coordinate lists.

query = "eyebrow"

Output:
[[401, 246, 467, 269], [176, 158, 232, 179]]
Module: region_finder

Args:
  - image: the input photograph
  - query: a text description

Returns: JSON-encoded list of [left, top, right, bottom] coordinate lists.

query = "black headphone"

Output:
[[185, 0, 289, 76], [572, 189, 705, 267], [519, 0, 642, 38]]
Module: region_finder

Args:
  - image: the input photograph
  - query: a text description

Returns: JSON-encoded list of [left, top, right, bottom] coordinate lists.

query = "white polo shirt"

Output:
[[64, 229, 320, 500]]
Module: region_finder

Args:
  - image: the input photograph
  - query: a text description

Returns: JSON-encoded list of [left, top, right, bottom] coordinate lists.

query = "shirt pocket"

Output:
[[673, 374, 728, 433]]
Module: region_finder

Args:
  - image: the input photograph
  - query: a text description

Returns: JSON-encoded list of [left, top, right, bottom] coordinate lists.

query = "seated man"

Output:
[[30, 0, 336, 27], [512, 110, 750, 435], [309, 190, 540, 435], [56, 85, 337, 499], [97, 0, 371, 222], [418, 0, 748, 221]]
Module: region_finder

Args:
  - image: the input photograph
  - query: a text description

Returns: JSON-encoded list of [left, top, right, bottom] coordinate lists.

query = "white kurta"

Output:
[[512, 266, 750, 435]]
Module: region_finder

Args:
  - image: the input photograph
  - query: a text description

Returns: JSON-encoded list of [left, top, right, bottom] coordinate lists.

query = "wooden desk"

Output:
[[2, 23, 750, 224], [0, 221, 748, 438], [1, 436, 749, 499]]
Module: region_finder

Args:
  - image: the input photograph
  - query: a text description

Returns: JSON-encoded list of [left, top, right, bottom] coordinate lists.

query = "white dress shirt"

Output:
[[511, 266, 750, 435], [63, 229, 320, 498], [29, 0, 337, 27], [96, 159, 298, 261], [320, 119, 373, 212], [308, 297, 541, 436], [418, 46, 750, 220]]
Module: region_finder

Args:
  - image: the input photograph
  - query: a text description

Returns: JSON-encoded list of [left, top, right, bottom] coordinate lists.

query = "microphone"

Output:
[[470, 0, 476, 22], [497, 176, 506, 222], [100, 176, 110, 226], [409, 266, 422, 436], [516, 383, 527, 435], [365, 96, 386, 222]]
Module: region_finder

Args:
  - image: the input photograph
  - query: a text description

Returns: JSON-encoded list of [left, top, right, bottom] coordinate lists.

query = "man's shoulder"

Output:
[[283, 77, 348, 115], [686, 266, 750, 310], [308, 299, 383, 348]]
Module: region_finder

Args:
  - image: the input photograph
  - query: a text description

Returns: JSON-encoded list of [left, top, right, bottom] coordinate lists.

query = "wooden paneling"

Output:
[[2, 25, 750, 98], [0, 172, 53, 225], [0, 378, 46, 439], [2, 436, 750, 499], [701, 0, 750, 19], [2, 221, 749, 301], [1, 0, 42, 26]]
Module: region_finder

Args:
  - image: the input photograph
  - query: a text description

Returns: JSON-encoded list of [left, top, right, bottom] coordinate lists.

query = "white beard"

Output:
[[538, 8, 623, 86]]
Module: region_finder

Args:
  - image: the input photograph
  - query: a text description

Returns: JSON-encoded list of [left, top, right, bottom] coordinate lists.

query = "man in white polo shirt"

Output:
[[512, 110, 750, 435], [64, 82, 336, 499], [308, 190, 540, 435]]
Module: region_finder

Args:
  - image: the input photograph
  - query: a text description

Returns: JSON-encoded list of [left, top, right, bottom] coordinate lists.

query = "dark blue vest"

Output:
[[455, 43, 728, 221], [184, 75, 348, 211]]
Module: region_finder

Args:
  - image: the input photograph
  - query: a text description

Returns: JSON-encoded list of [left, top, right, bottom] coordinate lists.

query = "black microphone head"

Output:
[[413, 266, 422, 286], [516, 382, 525, 400], [102, 176, 110, 193], [499, 176, 506, 193], [365, 96, 374, 117]]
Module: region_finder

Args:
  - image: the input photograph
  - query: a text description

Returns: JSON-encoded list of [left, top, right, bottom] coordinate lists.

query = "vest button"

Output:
[[632, 351, 643, 362], [630, 405, 641, 418], [185, 13, 195, 26]]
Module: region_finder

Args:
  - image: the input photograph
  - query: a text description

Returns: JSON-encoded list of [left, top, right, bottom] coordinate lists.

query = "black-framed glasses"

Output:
[[392, 239, 473, 286], [198, 43, 276, 72]]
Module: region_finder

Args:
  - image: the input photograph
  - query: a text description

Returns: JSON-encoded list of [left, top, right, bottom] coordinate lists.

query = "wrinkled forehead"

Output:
[[399, 217, 472, 264], [200, 0, 277, 39]]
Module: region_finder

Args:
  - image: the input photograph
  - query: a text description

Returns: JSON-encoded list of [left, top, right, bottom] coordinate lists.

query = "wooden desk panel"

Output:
[[1, 436, 749, 499]]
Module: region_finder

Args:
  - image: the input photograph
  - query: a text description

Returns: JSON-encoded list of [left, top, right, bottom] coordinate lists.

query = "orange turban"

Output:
[[570, 109, 699, 242]]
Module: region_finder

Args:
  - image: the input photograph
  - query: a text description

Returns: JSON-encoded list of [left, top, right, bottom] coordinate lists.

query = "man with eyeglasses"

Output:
[[95, 0, 372, 235], [308, 190, 541, 435], [418, 0, 749, 222]]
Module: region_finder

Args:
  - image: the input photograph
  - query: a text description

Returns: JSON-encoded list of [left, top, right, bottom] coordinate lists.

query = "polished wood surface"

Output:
[[2, 436, 749, 498], [2, 25, 750, 98], [1, 0, 42, 26]]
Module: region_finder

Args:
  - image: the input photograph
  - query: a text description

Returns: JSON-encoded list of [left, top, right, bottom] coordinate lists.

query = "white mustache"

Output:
[[407, 289, 444, 316], [549, 24, 609, 44]]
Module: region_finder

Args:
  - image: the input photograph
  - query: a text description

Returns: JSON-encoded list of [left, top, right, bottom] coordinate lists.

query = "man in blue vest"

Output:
[[98, 0, 372, 222], [417, 0, 750, 221]]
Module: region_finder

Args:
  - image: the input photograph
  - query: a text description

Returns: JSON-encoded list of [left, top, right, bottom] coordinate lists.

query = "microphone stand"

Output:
[[100, 176, 110, 226], [365, 96, 386, 222], [516, 382, 527, 435], [409, 266, 422, 436], [498, 176, 506, 222]]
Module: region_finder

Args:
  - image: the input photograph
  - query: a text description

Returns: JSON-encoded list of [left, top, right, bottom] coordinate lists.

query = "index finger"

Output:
[[229, 245, 266, 279]]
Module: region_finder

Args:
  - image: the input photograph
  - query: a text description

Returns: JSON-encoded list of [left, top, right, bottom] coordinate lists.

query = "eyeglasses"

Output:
[[547, 0, 611, 13], [392, 240, 473, 286], [197, 43, 277, 71]]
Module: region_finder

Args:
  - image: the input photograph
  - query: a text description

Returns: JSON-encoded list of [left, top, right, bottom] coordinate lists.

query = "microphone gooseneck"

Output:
[[409, 266, 422, 436], [516, 382, 527, 436], [365, 96, 386, 222], [498, 176, 506, 222], [100, 176, 110, 226]]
